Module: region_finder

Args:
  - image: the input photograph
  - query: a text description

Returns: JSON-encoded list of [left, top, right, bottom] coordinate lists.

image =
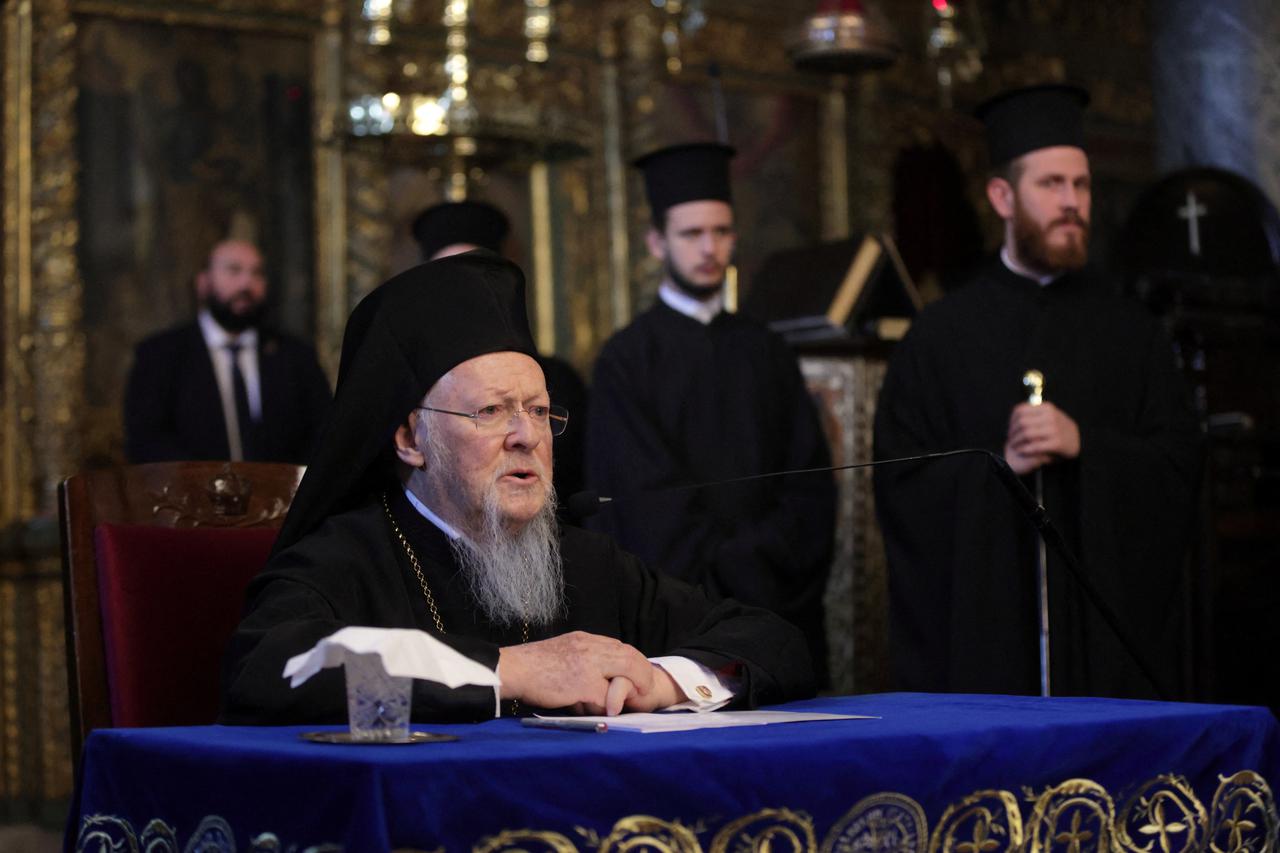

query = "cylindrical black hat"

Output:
[[275, 251, 538, 553], [411, 200, 511, 261], [975, 84, 1090, 167], [634, 142, 736, 220]]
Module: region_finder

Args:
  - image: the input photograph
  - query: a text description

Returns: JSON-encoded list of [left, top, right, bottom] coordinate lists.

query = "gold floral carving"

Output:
[[1115, 774, 1207, 853], [1208, 771, 1278, 853], [599, 814, 702, 853], [822, 792, 927, 853], [1025, 778, 1115, 853], [708, 807, 816, 853], [929, 790, 1023, 853]]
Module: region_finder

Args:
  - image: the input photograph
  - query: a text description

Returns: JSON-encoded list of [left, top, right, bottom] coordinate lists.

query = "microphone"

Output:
[[570, 447, 1169, 700], [566, 489, 611, 520]]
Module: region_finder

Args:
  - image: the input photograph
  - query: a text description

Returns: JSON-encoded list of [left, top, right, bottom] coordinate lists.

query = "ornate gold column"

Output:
[[312, 0, 348, 376], [820, 77, 850, 241], [2, 0, 84, 519], [2, 0, 36, 526], [599, 22, 631, 331], [529, 161, 556, 353], [2, 0, 82, 810]]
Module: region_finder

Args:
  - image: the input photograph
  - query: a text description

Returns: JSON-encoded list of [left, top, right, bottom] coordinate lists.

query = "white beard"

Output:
[[424, 428, 565, 627]]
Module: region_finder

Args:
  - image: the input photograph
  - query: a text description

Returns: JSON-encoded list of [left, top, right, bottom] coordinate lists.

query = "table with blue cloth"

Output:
[[69, 693, 1280, 852]]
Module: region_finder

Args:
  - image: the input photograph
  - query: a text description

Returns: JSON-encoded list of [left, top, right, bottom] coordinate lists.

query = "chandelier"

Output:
[[344, 0, 589, 198]]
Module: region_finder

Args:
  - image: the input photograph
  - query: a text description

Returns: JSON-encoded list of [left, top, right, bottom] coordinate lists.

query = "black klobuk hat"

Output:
[[633, 142, 736, 221], [975, 84, 1090, 167], [411, 200, 511, 261]]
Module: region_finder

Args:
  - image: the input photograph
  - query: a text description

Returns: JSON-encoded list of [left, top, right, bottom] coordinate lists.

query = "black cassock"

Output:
[[585, 302, 836, 680], [874, 260, 1203, 698], [220, 489, 813, 724]]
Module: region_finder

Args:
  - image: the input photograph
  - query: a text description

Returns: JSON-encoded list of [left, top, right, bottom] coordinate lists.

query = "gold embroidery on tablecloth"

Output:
[[71, 769, 1280, 853], [928, 790, 1022, 853], [1208, 771, 1278, 853], [597, 815, 703, 853], [821, 792, 927, 853], [708, 808, 816, 853], [473, 829, 579, 853], [1025, 779, 1115, 853], [1115, 774, 1206, 852]]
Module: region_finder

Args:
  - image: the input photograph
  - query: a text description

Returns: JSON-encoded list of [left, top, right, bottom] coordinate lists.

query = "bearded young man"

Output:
[[124, 239, 331, 464], [584, 143, 836, 685], [873, 85, 1204, 699], [220, 252, 812, 723]]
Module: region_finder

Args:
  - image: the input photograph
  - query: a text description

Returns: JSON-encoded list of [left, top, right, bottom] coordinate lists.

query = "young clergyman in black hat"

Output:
[[873, 84, 1203, 699], [220, 251, 813, 724], [584, 142, 838, 685]]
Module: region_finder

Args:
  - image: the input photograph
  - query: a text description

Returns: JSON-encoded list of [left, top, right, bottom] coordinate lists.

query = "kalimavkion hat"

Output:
[[411, 200, 511, 261], [974, 84, 1090, 167], [275, 251, 537, 554], [634, 142, 735, 221]]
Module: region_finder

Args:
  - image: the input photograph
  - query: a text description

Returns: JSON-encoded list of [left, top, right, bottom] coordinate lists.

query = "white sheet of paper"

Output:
[[530, 710, 875, 733]]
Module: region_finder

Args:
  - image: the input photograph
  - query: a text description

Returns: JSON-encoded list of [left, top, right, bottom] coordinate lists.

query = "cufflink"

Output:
[[696, 685, 713, 700]]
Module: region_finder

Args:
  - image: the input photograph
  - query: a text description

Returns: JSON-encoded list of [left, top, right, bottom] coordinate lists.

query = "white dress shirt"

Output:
[[403, 487, 736, 716], [197, 310, 262, 461]]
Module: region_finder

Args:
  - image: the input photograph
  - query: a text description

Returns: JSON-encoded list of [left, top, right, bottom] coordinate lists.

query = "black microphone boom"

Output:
[[570, 447, 1168, 700], [566, 489, 609, 520]]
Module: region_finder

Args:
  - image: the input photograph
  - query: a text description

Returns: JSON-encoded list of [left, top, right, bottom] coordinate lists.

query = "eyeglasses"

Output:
[[417, 402, 569, 436]]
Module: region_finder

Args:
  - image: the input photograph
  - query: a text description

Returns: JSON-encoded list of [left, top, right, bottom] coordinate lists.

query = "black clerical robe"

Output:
[[220, 490, 813, 724], [874, 260, 1203, 698], [585, 302, 836, 681]]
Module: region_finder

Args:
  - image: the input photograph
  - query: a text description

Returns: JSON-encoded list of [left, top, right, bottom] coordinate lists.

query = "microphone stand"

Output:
[[901, 448, 1169, 701], [572, 445, 1169, 700]]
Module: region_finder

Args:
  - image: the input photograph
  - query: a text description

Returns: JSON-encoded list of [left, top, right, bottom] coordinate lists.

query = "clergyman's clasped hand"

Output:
[[498, 631, 686, 716]]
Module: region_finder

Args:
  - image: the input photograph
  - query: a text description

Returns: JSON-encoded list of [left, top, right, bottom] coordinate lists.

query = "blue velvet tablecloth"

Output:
[[69, 693, 1280, 852]]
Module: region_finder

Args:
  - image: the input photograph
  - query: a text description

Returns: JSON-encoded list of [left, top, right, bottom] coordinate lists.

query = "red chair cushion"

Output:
[[94, 523, 277, 728]]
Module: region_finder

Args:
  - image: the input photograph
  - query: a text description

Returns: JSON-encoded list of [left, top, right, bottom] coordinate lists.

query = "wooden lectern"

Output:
[[745, 234, 922, 694]]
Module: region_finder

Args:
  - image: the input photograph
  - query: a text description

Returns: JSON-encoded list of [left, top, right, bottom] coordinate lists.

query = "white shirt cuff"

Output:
[[650, 656, 737, 712]]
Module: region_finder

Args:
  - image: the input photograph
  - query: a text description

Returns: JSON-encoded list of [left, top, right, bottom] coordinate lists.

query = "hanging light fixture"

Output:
[[926, 0, 985, 107], [786, 0, 901, 73], [344, 0, 589, 195], [524, 0, 554, 63]]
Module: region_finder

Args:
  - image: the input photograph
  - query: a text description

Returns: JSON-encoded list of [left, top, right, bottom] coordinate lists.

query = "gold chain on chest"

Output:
[[383, 492, 446, 634], [380, 493, 529, 647]]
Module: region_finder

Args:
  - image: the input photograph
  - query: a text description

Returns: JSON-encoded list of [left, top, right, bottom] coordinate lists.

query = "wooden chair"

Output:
[[59, 461, 304, 758]]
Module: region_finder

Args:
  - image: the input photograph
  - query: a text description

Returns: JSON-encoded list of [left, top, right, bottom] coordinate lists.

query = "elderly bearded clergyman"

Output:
[[220, 252, 812, 722]]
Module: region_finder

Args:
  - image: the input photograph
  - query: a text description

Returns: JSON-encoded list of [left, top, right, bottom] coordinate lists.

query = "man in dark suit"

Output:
[[124, 239, 332, 464]]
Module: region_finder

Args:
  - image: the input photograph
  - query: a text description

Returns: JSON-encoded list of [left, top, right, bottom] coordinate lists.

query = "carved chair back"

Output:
[[59, 461, 303, 758]]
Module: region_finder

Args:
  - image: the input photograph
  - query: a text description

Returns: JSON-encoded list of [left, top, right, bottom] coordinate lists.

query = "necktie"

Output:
[[225, 342, 258, 460]]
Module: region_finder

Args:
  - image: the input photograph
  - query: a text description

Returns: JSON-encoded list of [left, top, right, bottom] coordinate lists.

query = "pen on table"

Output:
[[521, 717, 608, 733]]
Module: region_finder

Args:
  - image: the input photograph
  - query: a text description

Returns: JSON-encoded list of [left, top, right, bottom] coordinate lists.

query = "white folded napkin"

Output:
[[282, 626, 501, 689]]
